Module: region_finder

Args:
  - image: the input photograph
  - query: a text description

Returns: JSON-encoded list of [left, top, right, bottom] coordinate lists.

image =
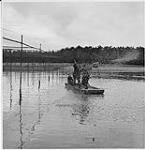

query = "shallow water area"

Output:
[[3, 65, 145, 148]]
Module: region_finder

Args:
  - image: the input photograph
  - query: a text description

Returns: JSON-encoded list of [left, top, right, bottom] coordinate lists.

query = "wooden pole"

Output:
[[17, 35, 23, 147], [21, 35, 23, 65], [10, 49, 12, 71], [40, 43, 41, 53], [18, 35, 23, 148], [40, 43, 42, 64], [19, 35, 23, 106]]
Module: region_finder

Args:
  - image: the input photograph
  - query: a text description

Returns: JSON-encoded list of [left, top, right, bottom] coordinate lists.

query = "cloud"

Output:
[[3, 2, 144, 51], [3, 4, 71, 50]]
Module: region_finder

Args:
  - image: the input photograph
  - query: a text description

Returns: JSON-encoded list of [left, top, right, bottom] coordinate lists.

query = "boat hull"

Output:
[[65, 83, 104, 95]]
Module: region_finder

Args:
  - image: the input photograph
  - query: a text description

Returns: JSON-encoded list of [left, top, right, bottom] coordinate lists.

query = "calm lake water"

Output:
[[3, 66, 145, 148]]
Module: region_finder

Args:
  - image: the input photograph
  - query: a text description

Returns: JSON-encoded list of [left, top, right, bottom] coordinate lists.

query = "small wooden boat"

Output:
[[65, 83, 104, 95]]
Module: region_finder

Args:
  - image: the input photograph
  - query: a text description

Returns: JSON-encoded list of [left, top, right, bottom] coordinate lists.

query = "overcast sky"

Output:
[[3, 1, 144, 51]]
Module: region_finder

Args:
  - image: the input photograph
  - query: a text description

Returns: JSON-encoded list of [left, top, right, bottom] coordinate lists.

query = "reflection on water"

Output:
[[18, 65, 23, 149], [72, 96, 90, 125], [3, 68, 145, 148], [18, 99, 23, 149], [9, 71, 12, 110], [71, 95, 104, 125]]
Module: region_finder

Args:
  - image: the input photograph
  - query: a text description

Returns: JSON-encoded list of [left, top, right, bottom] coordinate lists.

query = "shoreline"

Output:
[[3, 63, 144, 72]]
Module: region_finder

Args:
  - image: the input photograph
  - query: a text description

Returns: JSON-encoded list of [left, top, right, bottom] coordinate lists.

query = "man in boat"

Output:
[[73, 60, 81, 85], [67, 75, 74, 85], [81, 64, 90, 89]]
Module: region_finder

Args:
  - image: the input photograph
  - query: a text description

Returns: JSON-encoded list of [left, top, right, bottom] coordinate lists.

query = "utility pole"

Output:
[[21, 35, 23, 65], [19, 35, 23, 147], [40, 43, 43, 65], [19, 35, 23, 106], [40, 43, 41, 53]]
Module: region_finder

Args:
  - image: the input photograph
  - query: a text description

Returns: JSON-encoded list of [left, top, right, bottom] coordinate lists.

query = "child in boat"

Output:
[[73, 60, 81, 85]]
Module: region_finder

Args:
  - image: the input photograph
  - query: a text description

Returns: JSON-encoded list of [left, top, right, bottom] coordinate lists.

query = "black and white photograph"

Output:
[[2, 0, 145, 149]]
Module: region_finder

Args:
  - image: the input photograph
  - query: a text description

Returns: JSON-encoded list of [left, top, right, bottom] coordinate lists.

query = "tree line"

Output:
[[3, 45, 144, 65]]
